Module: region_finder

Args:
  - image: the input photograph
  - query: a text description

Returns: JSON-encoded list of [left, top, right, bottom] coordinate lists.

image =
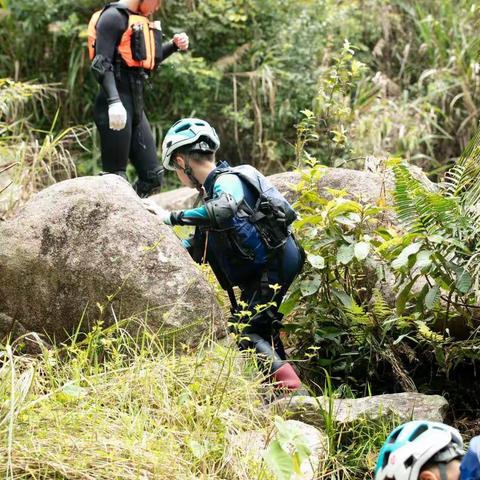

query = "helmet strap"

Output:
[[438, 463, 448, 480], [183, 160, 203, 192]]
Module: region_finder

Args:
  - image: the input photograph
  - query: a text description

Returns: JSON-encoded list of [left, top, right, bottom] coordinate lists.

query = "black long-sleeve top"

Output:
[[94, 6, 178, 104]]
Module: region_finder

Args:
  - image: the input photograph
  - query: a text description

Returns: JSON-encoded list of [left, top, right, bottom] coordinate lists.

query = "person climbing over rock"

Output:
[[87, 0, 189, 197], [375, 420, 480, 480], [143, 118, 306, 393]]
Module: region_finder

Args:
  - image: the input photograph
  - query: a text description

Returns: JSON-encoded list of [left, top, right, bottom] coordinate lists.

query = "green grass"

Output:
[[0, 321, 401, 480], [0, 324, 272, 479], [0, 79, 85, 218]]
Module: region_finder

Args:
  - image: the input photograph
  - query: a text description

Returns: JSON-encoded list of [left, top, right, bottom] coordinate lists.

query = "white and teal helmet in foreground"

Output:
[[162, 118, 220, 171], [375, 421, 464, 480]]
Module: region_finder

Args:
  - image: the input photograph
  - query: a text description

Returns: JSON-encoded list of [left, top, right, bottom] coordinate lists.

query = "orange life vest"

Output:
[[87, 4, 160, 71]]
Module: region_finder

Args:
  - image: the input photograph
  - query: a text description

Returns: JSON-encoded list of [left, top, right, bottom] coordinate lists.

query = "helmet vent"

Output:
[[404, 455, 415, 468], [409, 425, 429, 441], [175, 123, 192, 133], [388, 428, 402, 444], [382, 451, 391, 469]]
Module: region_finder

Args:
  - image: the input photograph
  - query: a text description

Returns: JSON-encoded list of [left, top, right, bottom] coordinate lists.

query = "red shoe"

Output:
[[272, 363, 302, 391]]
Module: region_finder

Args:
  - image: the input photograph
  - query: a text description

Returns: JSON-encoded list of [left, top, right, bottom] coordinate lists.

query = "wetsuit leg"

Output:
[[130, 112, 164, 198], [93, 90, 133, 178], [240, 237, 303, 342], [235, 236, 305, 385], [237, 276, 286, 360], [236, 278, 301, 391]]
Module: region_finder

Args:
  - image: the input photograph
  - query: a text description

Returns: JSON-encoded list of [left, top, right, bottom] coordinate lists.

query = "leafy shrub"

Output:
[[285, 130, 480, 396]]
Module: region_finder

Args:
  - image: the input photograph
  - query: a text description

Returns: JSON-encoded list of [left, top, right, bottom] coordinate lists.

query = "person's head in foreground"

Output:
[[375, 421, 465, 480], [161, 118, 220, 190]]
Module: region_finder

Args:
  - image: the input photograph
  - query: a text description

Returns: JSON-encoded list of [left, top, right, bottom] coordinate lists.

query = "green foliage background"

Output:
[[1, 0, 479, 176]]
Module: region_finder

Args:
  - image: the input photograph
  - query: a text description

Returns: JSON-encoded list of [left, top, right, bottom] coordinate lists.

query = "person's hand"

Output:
[[142, 199, 172, 225], [108, 101, 127, 131], [173, 32, 189, 51]]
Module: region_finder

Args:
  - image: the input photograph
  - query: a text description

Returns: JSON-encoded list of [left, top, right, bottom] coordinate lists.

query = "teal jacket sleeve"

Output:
[[170, 174, 244, 227]]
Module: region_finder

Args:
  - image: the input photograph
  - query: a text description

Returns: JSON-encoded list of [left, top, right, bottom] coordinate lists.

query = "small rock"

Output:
[[270, 392, 448, 428]]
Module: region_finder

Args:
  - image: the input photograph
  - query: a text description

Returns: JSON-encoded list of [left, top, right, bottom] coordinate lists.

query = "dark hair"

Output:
[[420, 458, 460, 477], [420, 461, 438, 474], [172, 147, 215, 167]]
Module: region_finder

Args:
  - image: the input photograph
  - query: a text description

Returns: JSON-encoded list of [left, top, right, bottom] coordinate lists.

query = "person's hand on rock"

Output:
[[142, 199, 172, 224]]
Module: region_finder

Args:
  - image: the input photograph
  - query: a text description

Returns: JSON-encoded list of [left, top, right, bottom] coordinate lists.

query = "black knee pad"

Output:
[[133, 168, 164, 198]]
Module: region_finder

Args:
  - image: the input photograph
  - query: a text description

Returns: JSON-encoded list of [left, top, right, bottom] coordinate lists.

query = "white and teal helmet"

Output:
[[162, 118, 220, 171], [375, 421, 464, 480]]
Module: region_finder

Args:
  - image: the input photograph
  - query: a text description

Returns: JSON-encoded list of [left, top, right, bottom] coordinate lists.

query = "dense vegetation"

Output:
[[288, 146, 480, 411], [1, 0, 479, 176], [1, 0, 480, 478]]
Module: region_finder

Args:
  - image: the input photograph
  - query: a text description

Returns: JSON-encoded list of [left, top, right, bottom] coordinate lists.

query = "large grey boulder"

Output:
[[268, 168, 387, 205], [154, 185, 198, 211], [227, 420, 327, 480], [0, 175, 225, 343], [270, 392, 448, 429]]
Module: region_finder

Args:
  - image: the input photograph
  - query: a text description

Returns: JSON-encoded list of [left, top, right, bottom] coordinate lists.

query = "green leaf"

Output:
[[264, 440, 294, 480], [425, 285, 440, 310], [335, 213, 361, 227], [391, 243, 422, 270], [415, 283, 429, 312], [415, 250, 432, 269], [307, 254, 325, 269], [354, 241, 371, 260], [337, 244, 355, 264], [299, 275, 321, 297], [279, 290, 301, 316], [396, 277, 417, 316], [329, 200, 362, 217], [332, 289, 354, 309], [455, 268, 473, 294]]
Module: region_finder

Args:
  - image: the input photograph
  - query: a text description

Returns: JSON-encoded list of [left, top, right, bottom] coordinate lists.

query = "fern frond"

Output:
[[345, 302, 374, 327], [371, 289, 393, 323], [446, 129, 480, 208], [392, 163, 424, 230], [392, 163, 461, 236], [416, 321, 444, 344]]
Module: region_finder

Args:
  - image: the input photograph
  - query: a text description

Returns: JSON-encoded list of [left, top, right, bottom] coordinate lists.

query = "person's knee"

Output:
[[133, 167, 164, 197]]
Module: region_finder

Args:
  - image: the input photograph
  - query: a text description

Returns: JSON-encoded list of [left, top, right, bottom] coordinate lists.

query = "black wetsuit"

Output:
[[92, 4, 177, 196]]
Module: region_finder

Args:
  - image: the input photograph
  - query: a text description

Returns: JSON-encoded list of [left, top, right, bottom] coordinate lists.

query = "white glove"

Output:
[[173, 32, 189, 51], [142, 199, 172, 225], [108, 101, 127, 131]]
